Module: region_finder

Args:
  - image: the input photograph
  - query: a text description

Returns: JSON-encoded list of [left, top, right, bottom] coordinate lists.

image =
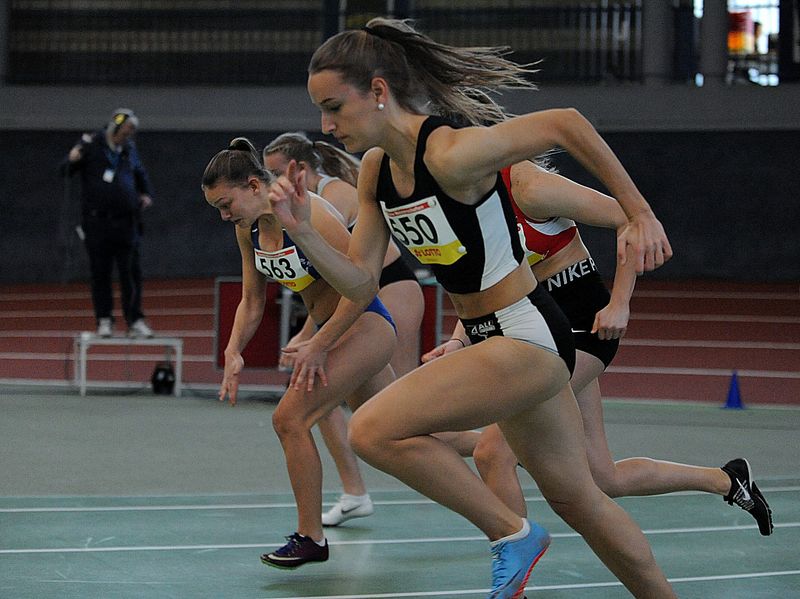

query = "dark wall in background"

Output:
[[1, 128, 798, 285], [548, 129, 800, 281]]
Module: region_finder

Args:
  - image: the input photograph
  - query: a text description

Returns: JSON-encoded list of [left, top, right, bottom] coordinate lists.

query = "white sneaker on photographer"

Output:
[[96, 318, 113, 338], [322, 494, 374, 527], [128, 319, 154, 338]]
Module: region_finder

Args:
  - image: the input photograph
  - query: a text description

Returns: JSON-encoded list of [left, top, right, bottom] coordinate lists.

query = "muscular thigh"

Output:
[[570, 350, 605, 397], [355, 336, 569, 439], [378, 280, 424, 374], [499, 385, 596, 501], [378, 280, 424, 327], [277, 313, 395, 427]]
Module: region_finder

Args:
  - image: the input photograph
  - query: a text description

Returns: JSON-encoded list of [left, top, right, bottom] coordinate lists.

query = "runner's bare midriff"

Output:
[[448, 262, 536, 320], [531, 235, 591, 282]]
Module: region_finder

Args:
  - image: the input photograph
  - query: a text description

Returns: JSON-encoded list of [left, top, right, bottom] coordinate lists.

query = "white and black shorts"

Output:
[[460, 284, 575, 375]]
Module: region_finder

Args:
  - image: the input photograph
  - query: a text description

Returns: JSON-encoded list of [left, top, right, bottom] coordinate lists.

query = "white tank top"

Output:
[[315, 174, 357, 229]]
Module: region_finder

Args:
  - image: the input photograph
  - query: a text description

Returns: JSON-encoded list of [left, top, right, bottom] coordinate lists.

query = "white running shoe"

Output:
[[128, 319, 154, 338], [96, 317, 113, 338], [322, 494, 374, 527]]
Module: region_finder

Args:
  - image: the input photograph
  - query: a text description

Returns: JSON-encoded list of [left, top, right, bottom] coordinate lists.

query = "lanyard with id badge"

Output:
[[103, 147, 122, 183]]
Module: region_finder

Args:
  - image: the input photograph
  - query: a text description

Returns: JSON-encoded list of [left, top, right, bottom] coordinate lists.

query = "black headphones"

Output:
[[108, 108, 139, 135]]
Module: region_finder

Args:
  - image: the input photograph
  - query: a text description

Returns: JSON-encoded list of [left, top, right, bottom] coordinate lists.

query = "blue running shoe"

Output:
[[488, 520, 551, 599]]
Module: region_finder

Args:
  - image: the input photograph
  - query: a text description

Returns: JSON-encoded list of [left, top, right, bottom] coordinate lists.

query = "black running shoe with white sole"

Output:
[[261, 533, 329, 569], [721, 458, 773, 536]]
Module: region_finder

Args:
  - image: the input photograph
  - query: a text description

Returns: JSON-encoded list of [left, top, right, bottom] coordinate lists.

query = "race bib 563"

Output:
[[253, 246, 315, 291]]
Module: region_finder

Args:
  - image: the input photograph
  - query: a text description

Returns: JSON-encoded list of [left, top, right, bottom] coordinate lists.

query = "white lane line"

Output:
[[0, 502, 300, 513], [21, 570, 800, 597], [264, 587, 622, 599], [255, 569, 800, 598], [2, 486, 797, 513], [0, 523, 797, 555], [2, 479, 793, 502], [24, 580, 172, 586], [668, 569, 800, 583]]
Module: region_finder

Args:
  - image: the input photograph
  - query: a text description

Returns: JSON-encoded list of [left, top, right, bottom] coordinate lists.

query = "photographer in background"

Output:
[[60, 108, 155, 338]]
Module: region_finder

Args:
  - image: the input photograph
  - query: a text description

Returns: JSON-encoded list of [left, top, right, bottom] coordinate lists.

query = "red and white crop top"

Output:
[[500, 166, 577, 266]]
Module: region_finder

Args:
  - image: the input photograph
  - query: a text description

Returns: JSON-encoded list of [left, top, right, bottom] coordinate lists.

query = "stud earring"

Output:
[[377, 102, 385, 111]]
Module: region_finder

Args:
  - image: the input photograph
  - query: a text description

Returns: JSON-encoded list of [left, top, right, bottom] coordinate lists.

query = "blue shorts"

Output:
[[365, 296, 397, 334], [314, 296, 396, 334]]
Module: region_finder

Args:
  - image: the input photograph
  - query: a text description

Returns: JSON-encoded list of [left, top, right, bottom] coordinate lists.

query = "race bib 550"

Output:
[[381, 196, 466, 265]]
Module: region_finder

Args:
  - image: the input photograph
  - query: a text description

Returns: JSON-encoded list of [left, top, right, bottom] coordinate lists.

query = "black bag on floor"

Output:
[[151, 362, 176, 395]]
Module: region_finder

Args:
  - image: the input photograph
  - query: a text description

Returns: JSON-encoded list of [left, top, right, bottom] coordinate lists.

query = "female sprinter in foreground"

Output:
[[428, 160, 773, 536], [265, 18, 676, 599], [202, 138, 396, 568]]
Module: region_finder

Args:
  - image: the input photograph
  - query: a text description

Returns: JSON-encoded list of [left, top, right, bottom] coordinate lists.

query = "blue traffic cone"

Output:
[[723, 370, 744, 409]]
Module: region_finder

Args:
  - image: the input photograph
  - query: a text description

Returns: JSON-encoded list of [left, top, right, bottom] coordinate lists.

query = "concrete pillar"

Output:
[[699, 0, 730, 85], [642, 0, 674, 85]]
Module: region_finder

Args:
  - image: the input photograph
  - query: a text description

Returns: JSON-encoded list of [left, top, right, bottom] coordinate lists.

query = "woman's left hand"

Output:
[[282, 337, 329, 392], [592, 303, 629, 340]]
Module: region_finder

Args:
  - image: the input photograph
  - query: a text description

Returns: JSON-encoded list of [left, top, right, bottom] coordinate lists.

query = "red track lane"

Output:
[[1, 278, 797, 404], [0, 278, 212, 294], [629, 296, 800, 317], [630, 280, 798, 293], [623, 319, 800, 343], [0, 313, 214, 332], [600, 372, 799, 406], [614, 344, 798, 371], [439, 315, 800, 343], [0, 293, 215, 312]]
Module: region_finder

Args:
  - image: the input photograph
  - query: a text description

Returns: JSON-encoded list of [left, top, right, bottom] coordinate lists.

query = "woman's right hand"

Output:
[[617, 211, 672, 274], [220, 351, 245, 406], [268, 159, 312, 233], [278, 346, 295, 372], [421, 338, 467, 363], [278, 330, 310, 371]]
